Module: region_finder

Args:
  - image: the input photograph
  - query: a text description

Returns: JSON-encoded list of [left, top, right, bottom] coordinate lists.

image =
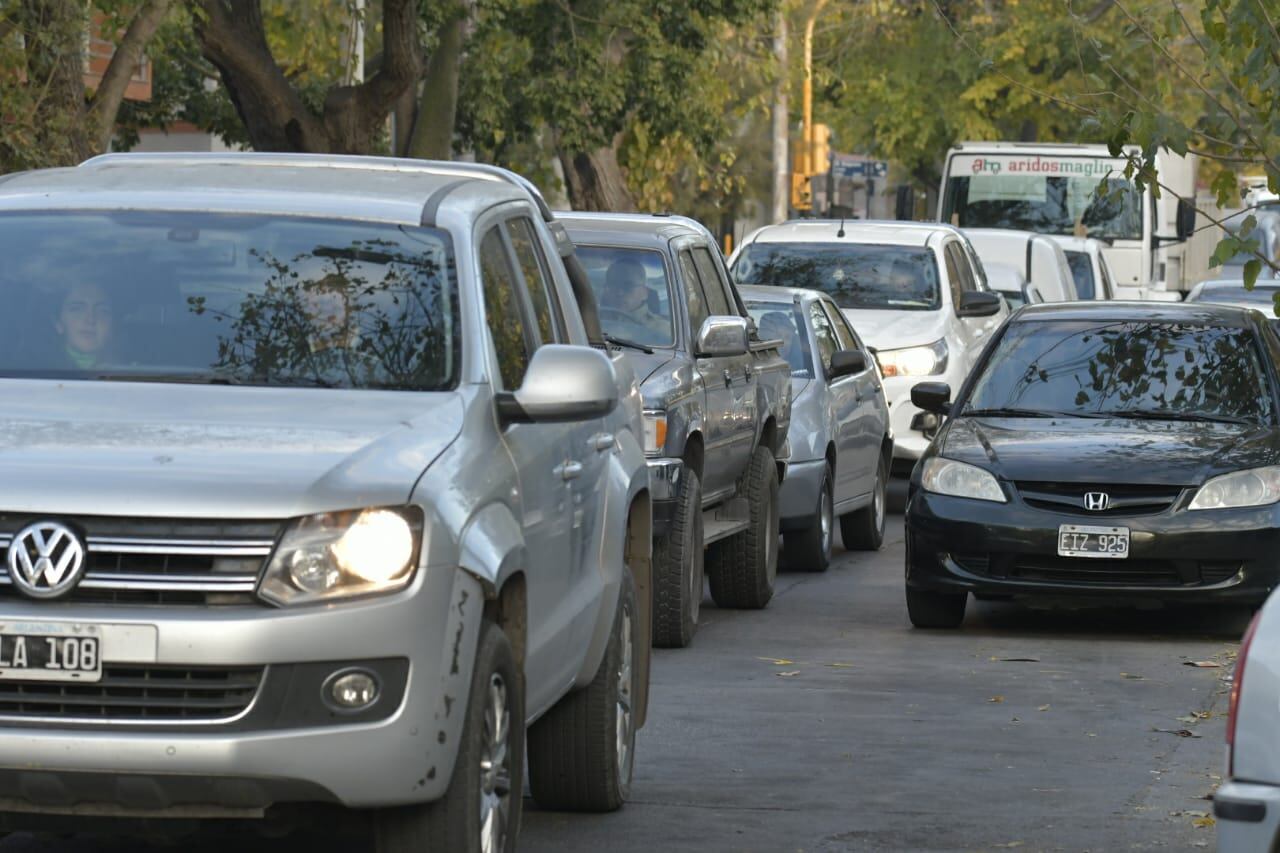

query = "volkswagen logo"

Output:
[[5, 521, 87, 600], [1084, 492, 1111, 512]]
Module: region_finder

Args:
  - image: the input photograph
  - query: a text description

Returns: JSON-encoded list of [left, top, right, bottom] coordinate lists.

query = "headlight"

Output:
[[643, 411, 668, 456], [876, 340, 948, 378], [259, 507, 423, 606], [1189, 466, 1280, 510], [921, 457, 1006, 503]]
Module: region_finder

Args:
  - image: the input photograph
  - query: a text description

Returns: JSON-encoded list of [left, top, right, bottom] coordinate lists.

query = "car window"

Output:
[[692, 247, 734, 316], [1098, 253, 1116, 299], [1064, 250, 1096, 299], [807, 301, 840, 373], [732, 242, 941, 311], [947, 242, 977, 293], [943, 244, 965, 307], [745, 301, 812, 376], [823, 300, 860, 352], [505, 217, 562, 342], [961, 240, 990, 291], [964, 320, 1275, 425], [479, 227, 535, 390], [678, 250, 710, 334], [577, 245, 675, 347]]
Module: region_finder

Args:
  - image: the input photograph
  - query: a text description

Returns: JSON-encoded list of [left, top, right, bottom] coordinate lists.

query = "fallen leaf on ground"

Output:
[[1152, 727, 1201, 738], [775, 671, 800, 678], [1169, 809, 1209, 818], [758, 657, 794, 665], [993, 656, 1041, 662], [1038, 704, 1051, 712], [1086, 733, 1097, 737], [1184, 660, 1222, 668], [1177, 715, 1199, 724], [989, 695, 1005, 703], [826, 662, 856, 668], [992, 843, 1024, 849], [1192, 817, 1215, 828], [1121, 672, 1144, 679]]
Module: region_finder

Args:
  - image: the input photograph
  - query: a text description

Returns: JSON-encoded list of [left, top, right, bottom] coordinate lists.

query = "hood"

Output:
[[620, 350, 677, 388], [0, 380, 465, 519], [838, 308, 946, 351], [939, 416, 1276, 485]]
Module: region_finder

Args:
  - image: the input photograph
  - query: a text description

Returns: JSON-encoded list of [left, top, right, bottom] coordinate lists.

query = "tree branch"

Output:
[[86, 0, 176, 154]]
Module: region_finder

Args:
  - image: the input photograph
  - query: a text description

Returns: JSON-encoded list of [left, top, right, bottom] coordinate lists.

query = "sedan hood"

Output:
[[0, 381, 464, 519], [939, 416, 1276, 486], [838, 308, 946, 351]]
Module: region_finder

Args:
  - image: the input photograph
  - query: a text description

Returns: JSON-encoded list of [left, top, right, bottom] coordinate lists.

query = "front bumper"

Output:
[[647, 457, 684, 537], [1216, 780, 1280, 851], [905, 491, 1280, 604], [0, 565, 482, 814], [780, 459, 825, 531]]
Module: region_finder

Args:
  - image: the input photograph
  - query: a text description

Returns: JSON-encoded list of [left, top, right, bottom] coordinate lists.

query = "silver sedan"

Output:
[[740, 285, 893, 571]]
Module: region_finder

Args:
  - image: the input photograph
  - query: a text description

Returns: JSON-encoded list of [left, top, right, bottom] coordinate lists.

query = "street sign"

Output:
[[831, 156, 889, 179]]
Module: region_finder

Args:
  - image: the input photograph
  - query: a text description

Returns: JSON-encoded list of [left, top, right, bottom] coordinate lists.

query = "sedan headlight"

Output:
[[921, 457, 1006, 503], [643, 411, 668, 456], [1189, 466, 1280, 510], [259, 507, 423, 606], [876, 339, 948, 378]]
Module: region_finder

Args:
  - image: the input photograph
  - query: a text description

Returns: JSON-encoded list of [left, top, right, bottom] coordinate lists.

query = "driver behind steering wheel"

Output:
[[603, 258, 667, 340]]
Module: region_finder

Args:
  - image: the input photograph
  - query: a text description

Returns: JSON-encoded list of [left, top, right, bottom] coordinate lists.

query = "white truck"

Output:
[[937, 142, 1216, 299]]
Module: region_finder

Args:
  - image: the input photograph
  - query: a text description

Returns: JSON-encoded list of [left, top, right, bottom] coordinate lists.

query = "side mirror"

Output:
[[695, 315, 750, 358], [497, 345, 618, 424], [956, 290, 1002, 318], [911, 381, 952, 415], [828, 349, 867, 380], [1176, 197, 1197, 242]]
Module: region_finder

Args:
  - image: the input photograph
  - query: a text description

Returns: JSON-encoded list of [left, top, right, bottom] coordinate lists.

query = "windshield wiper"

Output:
[[1098, 409, 1257, 426], [603, 334, 654, 354], [961, 407, 1099, 419], [94, 372, 242, 386]]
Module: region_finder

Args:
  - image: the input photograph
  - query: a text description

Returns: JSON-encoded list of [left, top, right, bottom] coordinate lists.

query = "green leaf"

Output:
[[1244, 259, 1262, 288]]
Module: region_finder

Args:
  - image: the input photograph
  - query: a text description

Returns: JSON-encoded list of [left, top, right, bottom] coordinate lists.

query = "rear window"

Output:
[[744, 302, 812, 376], [731, 242, 941, 311]]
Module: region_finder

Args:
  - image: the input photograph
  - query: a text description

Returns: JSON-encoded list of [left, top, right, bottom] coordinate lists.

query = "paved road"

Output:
[[0, 507, 1249, 852]]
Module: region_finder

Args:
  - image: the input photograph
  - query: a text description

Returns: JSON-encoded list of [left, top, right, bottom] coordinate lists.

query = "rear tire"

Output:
[[707, 445, 779, 609], [528, 571, 638, 812], [783, 465, 833, 572], [906, 587, 967, 629], [373, 621, 523, 853], [841, 453, 887, 551], [651, 469, 702, 648]]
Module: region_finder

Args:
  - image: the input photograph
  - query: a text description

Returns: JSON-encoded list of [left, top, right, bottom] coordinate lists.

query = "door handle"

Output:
[[722, 368, 733, 387], [594, 433, 615, 452], [556, 461, 584, 481]]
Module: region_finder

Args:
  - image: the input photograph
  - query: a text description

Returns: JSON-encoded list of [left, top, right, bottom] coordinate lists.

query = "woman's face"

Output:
[[58, 283, 113, 355]]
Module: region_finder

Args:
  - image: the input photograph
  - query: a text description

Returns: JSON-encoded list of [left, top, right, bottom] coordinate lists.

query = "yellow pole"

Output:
[[802, 0, 829, 178]]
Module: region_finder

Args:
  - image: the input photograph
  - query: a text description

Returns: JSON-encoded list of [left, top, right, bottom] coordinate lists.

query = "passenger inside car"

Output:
[[55, 281, 116, 369], [603, 257, 668, 337]]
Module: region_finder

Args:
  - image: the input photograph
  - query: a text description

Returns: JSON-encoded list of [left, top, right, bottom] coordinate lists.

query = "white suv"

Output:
[[729, 220, 1007, 466]]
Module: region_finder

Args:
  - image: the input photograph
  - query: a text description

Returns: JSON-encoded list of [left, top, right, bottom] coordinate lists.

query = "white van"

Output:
[[728, 220, 1008, 466], [965, 228, 1078, 303]]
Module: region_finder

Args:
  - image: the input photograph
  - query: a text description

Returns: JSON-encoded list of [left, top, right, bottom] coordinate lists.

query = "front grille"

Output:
[[1015, 482, 1187, 516], [0, 665, 263, 721], [952, 552, 1238, 587], [0, 515, 279, 606]]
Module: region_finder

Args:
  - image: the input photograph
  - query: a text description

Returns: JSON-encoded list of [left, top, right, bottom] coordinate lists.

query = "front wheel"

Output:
[[841, 453, 887, 551], [652, 469, 703, 648], [373, 621, 523, 853], [906, 587, 967, 629], [707, 445, 779, 609]]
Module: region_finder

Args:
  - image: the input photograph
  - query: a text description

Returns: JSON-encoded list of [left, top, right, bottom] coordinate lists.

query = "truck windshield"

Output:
[[576, 246, 675, 347], [731, 243, 941, 311], [0, 211, 459, 390], [942, 155, 1143, 240]]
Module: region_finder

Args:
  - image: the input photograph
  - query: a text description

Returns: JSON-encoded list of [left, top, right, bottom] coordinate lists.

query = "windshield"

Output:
[[1064, 251, 1096, 299], [744, 302, 812, 376], [964, 320, 1274, 424], [577, 246, 674, 347], [0, 211, 458, 390], [1189, 284, 1280, 306], [731, 243, 940, 311], [943, 155, 1143, 240]]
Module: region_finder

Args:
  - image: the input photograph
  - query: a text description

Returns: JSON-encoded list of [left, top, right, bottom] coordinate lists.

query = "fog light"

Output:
[[326, 670, 379, 711]]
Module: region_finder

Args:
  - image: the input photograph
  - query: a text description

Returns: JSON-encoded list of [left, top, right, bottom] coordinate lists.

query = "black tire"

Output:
[[374, 621, 523, 853], [707, 445, 779, 609], [783, 465, 833, 572], [529, 571, 639, 812], [841, 452, 887, 551], [652, 469, 703, 648], [906, 587, 967, 629]]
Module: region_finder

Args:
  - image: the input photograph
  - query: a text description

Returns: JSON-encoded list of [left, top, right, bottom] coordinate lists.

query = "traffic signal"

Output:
[[811, 123, 831, 176], [791, 172, 812, 211]]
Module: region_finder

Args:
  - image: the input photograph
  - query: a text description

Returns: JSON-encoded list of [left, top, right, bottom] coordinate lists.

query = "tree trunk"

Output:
[[407, 3, 467, 160], [85, 0, 175, 154], [770, 10, 790, 224], [19, 0, 91, 164], [558, 143, 636, 212]]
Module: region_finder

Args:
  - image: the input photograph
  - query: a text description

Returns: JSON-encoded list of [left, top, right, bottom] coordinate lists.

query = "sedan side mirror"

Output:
[[956, 291, 1002, 318], [911, 381, 952, 415], [828, 349, 867, 380], [497, 345, 618, 424], [695, 315, 750, 358]]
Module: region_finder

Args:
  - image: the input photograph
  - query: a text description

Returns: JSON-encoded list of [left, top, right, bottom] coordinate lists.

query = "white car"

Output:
[[1050, 235, 1119, 300], [964, 228, 1078, 303], [1217, 592, 1280, 849], [729, 220, 1007, 466]]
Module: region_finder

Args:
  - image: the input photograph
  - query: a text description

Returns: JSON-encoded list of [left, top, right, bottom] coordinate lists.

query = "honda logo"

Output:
[[5, 521, 87, 600], [1084, 492, 1110, 512]]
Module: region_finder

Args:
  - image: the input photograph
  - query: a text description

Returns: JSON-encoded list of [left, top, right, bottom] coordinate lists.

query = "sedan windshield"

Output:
[[732, 243, 940, 311], [0, 211, 458, 390], [964, 320, 1275, 425]]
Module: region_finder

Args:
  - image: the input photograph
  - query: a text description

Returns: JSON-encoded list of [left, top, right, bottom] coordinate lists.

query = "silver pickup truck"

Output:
[[0, 153, 653, 851], [560, 214, 792, 648]]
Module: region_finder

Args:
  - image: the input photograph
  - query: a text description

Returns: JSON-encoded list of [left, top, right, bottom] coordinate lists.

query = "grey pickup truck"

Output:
[[0, 153, 653, 852], [560, 213, 792, 647]]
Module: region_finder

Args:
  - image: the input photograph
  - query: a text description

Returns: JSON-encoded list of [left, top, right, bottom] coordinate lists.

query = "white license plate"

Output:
[[1058, 524, 1130, 559], [0, 624, 103, 683]]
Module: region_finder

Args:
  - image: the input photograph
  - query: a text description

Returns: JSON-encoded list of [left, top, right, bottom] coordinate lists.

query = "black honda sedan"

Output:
[[904, 301, 1280, 628]]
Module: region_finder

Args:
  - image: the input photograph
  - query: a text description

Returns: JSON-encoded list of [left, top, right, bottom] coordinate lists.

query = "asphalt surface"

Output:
[[0, 499, 1251, 853]]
